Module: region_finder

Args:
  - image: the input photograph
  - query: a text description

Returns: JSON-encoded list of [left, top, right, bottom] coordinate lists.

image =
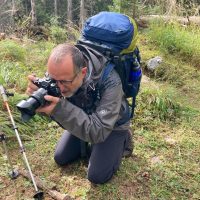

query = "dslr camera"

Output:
[[17, 74, 61, 122]]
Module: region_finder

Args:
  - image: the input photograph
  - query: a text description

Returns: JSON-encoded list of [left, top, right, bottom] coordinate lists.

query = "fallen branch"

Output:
[[19, 168, 73, 200], [8, 35, 37, 43], [139, 15, 200, 26]]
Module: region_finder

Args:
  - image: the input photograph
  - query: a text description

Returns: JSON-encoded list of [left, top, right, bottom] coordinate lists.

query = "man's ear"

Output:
[[81, 67, 87, 76]]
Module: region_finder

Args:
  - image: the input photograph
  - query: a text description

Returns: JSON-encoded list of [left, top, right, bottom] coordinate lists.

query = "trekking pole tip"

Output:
[[33, 191, 44, 200]]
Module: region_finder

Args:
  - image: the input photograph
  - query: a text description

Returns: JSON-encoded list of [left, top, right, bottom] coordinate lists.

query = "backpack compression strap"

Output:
[[121, 16, 138, 54]]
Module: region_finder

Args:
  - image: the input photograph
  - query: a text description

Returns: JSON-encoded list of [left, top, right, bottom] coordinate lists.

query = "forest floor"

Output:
[[0, 33, 200, 200]]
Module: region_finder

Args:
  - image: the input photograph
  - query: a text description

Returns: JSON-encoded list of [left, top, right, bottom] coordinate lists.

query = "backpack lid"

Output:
[[82, 12, 135, 54]]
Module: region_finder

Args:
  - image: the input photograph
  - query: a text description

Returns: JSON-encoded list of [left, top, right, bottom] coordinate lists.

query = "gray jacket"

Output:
[[51, 46, 130, 144]]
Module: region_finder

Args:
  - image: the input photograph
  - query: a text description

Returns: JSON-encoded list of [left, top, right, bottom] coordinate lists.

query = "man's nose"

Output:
[[57, 82, 65, 91]]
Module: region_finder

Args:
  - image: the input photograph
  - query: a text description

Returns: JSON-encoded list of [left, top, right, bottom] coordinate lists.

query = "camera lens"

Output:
[[17, 88, 47, 122]]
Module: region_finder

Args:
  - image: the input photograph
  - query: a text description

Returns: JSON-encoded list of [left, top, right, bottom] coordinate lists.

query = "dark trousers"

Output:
[[54, 130, 129, 184]]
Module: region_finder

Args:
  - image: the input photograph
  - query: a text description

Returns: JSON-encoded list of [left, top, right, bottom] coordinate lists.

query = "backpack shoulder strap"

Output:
[[97, 61, 132, 126], [98, 62, 115, 85]]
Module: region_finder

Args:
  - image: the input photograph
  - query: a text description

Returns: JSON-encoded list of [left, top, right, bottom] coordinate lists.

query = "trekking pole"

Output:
[[0, 85, 44, 200], [0, 130, 19, 179]]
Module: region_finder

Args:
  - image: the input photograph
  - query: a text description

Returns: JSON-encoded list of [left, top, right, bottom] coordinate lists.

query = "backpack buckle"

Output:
[[113, 55, 119, 64]]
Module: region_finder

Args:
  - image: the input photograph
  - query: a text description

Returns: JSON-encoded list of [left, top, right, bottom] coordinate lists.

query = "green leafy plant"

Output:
[[137, 87, 182, 122]]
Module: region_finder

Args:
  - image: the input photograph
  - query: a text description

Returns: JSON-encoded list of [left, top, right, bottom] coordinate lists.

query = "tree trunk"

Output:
[[54, 0, 58, 17], [132, 0, 136, 18], [30, 0, 37, 25], [119, 0, 122, 13], [67, 0, 72, 22], [11, 0, 15, 16], [166, 0, 177, 15], [80, 0, 86, 29]]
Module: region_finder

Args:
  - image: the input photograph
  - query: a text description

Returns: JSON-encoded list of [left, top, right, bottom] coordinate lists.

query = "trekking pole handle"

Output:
[[0, 85, 8, 102]]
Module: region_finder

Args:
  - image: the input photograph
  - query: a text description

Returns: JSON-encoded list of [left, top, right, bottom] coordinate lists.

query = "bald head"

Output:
[[49, 44, 86, 73]]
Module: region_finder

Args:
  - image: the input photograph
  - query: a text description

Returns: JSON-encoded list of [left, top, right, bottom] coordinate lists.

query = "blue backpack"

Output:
[[78, 11, 142, 120]]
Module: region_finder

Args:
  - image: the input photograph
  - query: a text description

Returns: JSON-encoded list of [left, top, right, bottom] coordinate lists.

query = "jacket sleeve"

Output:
[[51, 70, 124, 144]]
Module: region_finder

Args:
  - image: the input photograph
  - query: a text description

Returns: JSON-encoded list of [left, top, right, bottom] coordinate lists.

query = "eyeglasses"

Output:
[[47, 71, 80, 86]]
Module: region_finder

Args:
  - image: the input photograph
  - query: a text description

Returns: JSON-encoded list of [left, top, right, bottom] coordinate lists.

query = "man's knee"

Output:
[[87, 166, 114, 184], [54, 150, 81, 165], [54, 152, 67, 166]]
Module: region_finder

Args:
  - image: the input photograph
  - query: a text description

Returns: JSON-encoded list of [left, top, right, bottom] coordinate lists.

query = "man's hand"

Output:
[[26, 74, 38, 96], [36, 95, 60, 116]]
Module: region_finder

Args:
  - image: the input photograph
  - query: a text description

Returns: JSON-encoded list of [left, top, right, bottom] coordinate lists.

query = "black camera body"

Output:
[[33, 77, 60, 97], [17, 76, 61, 122]]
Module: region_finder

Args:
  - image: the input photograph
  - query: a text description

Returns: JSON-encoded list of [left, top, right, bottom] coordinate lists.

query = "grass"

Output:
[[135, 125, 200, 200], [0, 87, 49, 139], [0, 40, 26, 62], [0, 22, 200, 199]]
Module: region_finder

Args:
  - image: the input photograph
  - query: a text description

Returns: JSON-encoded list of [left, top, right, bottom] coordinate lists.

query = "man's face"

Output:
[[47, 54, 87, 97]]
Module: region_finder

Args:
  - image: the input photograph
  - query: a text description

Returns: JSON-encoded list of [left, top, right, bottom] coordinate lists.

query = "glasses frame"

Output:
[[47, 71, 81, 86]]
